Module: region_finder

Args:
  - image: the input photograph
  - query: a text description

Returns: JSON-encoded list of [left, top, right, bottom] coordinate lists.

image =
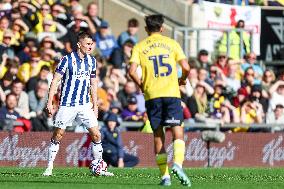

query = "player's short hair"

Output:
[[77, 31, 92, 42], [145, 14, 164, 32]]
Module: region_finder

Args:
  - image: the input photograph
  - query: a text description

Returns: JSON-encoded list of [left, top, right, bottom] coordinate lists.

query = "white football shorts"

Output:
[[54, 103, 98, 129]]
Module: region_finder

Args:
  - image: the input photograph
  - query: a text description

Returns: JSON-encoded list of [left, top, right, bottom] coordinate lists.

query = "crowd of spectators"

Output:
[[0, 0, 283, 133]]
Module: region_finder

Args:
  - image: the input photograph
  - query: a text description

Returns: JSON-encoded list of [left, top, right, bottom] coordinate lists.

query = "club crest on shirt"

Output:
[[73, 61, 76, 65]]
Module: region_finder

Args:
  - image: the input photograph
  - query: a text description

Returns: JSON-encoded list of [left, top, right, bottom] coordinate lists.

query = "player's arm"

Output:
[[46, 73, 62, 117], [175, 42, 190, 85], [128, 45, 142, 90], [178, 59, 190, 85], [90, 77, 98, 118], [128, 62, 142, 90]]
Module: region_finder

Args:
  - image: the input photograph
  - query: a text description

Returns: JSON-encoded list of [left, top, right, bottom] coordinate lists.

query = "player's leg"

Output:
[[43, 106, 76, 176], [146, 98, 171, 186], [78, 104, 113, 176], [164, 97, 191, 187]]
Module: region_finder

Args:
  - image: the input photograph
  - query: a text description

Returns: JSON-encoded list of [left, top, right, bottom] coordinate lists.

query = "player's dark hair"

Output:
[[145, 14, 164, 32], [128, 18, 139, 27], [77, 31, 92, 42]]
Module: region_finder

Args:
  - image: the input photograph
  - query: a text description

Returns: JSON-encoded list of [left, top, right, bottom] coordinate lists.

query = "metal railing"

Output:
[[173, 27, 254, 58], [114, 121, 284, 133]]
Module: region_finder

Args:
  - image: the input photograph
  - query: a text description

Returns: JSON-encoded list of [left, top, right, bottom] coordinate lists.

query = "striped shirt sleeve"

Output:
[[55, 56, 68, 75]]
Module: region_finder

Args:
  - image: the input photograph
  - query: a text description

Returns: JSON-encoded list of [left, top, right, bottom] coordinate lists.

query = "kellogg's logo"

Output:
[[166, 136, 237, 167], [262, 135, 284, 166]]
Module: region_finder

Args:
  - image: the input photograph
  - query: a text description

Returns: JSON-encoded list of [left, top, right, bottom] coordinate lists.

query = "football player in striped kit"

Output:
[[43, 32, 113, 177]]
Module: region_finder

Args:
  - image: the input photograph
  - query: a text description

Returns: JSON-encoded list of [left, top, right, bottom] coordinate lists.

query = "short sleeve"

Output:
[[129, 45, 140, 65], [55, 56, 68, 75], [175, 42, 187, 62], [90, 56, 96, 78]]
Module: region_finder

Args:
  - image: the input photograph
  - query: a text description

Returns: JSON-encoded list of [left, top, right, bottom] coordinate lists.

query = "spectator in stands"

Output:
[[239, 99, 263, 124], [232, 87, 249, 108], [218, 20, 250, 60], [101, 113, 139, 167], [18, 1, 39, 30], [266, 104, 284, 129], [197, 68, 209, 82], [250, 84, 268, 113], [241, 52, 263, 83], [28, 80, 49, 131], [86, 2, 103, 30], [0, 93, 20, 130], [34, 3, 54, 34], [93, 21, 118, 60], [186, 82, 210, 121], [268, 80, 284, 112], [37, 19, 68, 42], [51, 3, 71, 27], [0, 58, 19, 83], [0, 72, 13, 93], [180, 67, 199, 98], [117, 18, 139, 47], [193, 49, 212, 71], [7, 79, 29, 119], [0, 30, 16, 60], [26, 65, 50, 92], [241, 67, 256, 94], [17, 52, 46, 83], [117, 81, 137, 108], [11, 19, 29, 46], [214, 53, 229, 76], [225, 61, 241, 93], [262, 69, 276, 98], [121, 95, 143, 121], [110, 39, 135, 69], [0, 16, 10, 42]]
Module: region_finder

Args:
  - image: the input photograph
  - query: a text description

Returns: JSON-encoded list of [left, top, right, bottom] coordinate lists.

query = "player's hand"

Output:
[[178, 78, 187, 86], [46, 103, 54, 117]]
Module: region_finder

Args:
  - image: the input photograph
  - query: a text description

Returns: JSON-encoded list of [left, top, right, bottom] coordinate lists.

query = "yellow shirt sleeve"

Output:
[[175, 42, 187, 62], [129, 45, 141, 65]]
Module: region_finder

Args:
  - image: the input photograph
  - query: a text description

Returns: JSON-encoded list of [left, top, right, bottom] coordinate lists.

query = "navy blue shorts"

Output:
[[145, 97, 184, 131]]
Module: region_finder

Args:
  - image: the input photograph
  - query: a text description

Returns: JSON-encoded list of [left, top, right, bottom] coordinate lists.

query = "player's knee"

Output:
[[89, 128, 101, 142]]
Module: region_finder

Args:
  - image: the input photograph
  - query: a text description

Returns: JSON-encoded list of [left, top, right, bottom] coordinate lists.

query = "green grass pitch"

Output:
[[1, 167, 284, 189]]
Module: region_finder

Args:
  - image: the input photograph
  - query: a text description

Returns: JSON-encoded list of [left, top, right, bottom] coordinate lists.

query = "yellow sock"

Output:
[[173, 139, 185, 167], [156, 153, 170, 177]]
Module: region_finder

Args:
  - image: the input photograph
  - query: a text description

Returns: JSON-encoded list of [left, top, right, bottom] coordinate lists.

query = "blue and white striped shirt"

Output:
[[55, 51, 96, 106]]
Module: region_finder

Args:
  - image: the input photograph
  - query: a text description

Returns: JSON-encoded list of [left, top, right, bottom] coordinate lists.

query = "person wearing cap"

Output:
[[214, 52, 229, 76], [93, 20, 118, 60], [37, 18, 67, 42], [121, 95, 143, 121], [192, 49, 212, 71], [117, 18, 139, 47], [101, 113, 139, 167]]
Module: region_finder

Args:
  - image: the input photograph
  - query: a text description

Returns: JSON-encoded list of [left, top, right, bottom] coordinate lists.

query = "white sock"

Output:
[[47, 139, 60, 168], [92, 141, 103, 160]]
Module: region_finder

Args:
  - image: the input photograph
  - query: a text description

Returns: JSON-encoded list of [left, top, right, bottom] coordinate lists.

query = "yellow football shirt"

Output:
[[130, 33, 186, 101]]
